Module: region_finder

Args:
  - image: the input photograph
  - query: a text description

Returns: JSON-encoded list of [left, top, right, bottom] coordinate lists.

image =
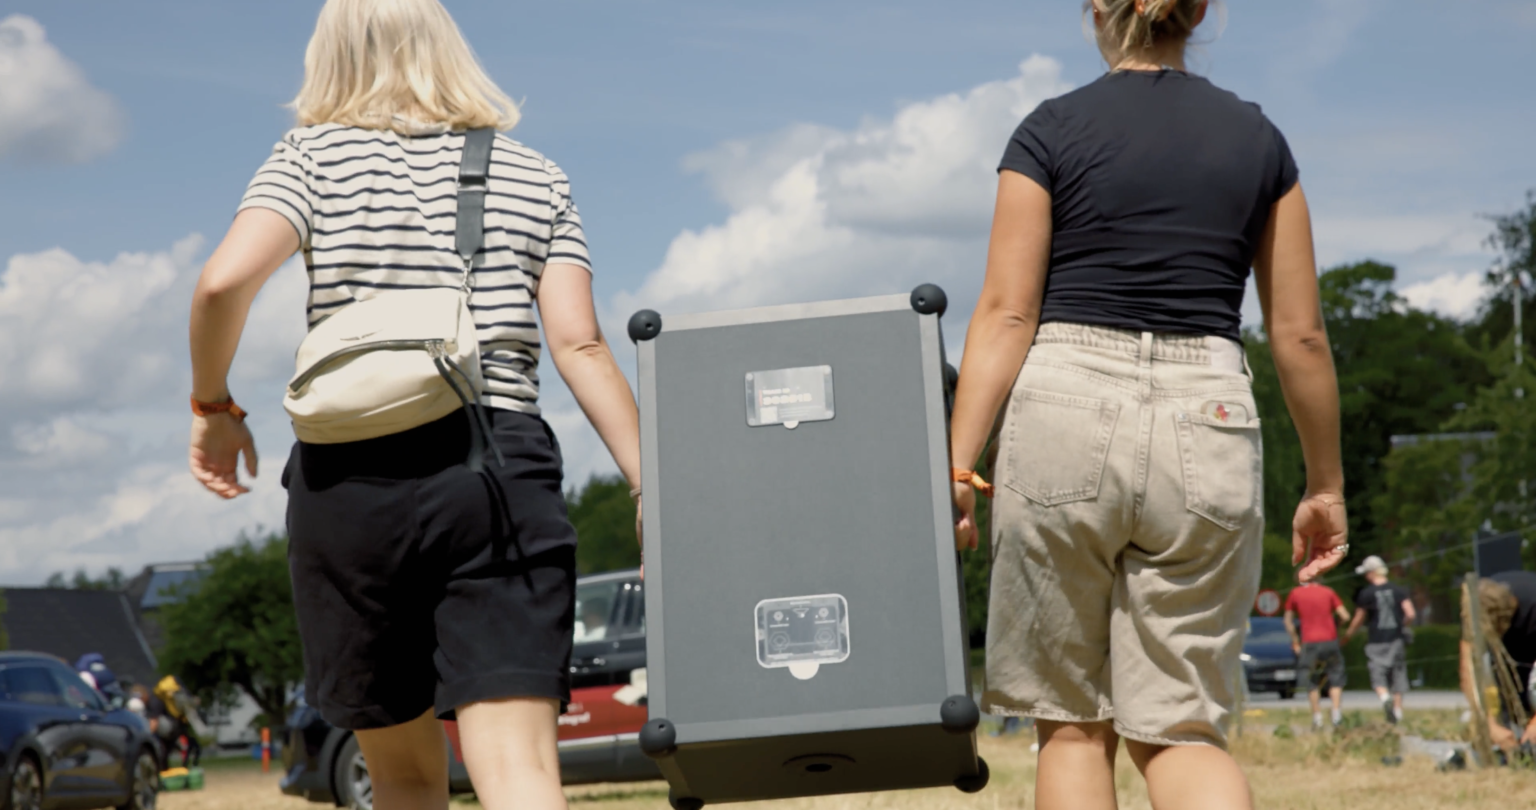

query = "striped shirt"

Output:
[[237, 123, 592, 415]]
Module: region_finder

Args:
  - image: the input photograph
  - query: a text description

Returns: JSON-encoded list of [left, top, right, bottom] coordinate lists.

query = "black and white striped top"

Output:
[[238, 123, 592, 415]]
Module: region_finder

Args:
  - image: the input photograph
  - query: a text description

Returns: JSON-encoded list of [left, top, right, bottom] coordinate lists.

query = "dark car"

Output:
[[1242, 616, 1300, 699], [0, 652, 161, 810], [282, 569, 659, 809]]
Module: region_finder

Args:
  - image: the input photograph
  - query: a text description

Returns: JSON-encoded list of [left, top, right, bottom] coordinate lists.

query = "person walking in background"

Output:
[[1285, 581, 1350, 731], [185, 1, 641, 808], [1345, 555, 1416, 724], [948, 1, 1348, 808]]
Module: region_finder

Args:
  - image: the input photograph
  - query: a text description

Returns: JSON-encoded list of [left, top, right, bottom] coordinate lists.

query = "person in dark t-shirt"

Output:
[[1461, 570, 1536, 750], [949, 2, 1347, 809], [1344, 556, 1416, 723]]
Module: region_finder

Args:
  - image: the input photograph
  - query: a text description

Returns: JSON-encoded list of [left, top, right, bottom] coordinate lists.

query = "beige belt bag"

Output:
[[281, 128, 503, 469]]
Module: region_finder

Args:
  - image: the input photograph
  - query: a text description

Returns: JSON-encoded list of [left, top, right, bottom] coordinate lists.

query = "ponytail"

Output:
[[1087, 0, 1206, 63]]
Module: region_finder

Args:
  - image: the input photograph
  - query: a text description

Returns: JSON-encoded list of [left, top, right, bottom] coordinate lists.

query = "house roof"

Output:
[[0, 588, 159, 687], [123, 562, 206, 613]]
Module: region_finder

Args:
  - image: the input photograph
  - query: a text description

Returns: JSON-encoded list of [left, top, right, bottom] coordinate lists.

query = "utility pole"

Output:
[[1514, 270, 1524, 373]]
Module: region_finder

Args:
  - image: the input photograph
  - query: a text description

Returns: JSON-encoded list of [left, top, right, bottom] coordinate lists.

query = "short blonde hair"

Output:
[[291, 0, 519, 133]]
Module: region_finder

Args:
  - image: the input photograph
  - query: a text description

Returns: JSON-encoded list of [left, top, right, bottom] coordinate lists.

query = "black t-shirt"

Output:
[[999, 70, 1299, 342], [1354, 582, 1410, 645], [1491, 570, 1536, 667]]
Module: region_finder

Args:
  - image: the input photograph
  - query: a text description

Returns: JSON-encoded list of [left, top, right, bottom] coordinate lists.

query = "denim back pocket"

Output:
[[1174, 412, 1263, 530], [1003, 388, 1120, 506]]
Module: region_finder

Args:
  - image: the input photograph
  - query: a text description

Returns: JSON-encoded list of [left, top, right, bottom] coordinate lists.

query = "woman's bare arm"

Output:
[[187, 208, 299, 498], [1252, 183, 1348, 582], [948, 170, 1053, 549], [537, 265, 641, 489]]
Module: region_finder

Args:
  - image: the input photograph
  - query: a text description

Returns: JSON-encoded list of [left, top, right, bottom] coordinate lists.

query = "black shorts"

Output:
[[283, 408, 577, 731], [1297, 640, 1347, 692]]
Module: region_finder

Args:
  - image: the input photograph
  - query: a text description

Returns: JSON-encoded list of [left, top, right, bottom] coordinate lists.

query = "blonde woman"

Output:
[[949, 2, 1347, 809], [186, 2, 639, 808]]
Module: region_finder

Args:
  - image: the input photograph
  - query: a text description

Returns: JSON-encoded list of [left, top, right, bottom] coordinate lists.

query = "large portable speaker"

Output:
[[627, 286, 987, 809]]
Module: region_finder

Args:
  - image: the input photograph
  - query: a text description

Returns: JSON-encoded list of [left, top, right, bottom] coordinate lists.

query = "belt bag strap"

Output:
[[456, 127, 494, 283]]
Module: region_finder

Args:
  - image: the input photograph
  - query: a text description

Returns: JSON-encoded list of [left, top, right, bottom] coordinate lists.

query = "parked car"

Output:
[[281, 569, 658, 809], [1242, 616, 1300, 699], [0, 651, 161, 810]]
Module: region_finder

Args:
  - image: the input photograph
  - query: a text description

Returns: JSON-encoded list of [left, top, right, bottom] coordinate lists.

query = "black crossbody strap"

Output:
[[455, 127, 496, 283]]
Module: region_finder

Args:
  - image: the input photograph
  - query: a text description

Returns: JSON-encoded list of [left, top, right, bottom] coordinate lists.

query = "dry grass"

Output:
[[162, 718, 1536, 810]]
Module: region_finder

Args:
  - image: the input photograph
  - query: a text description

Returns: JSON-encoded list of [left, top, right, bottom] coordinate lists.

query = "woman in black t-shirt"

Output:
[[948, 2, 1348, 809]]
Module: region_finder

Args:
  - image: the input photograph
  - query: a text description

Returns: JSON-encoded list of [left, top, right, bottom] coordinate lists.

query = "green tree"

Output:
[[1247, 261, 1489, 576], [566, 475, 641, 574], [157, 533, 303, 728], [1450, 363, 1536, 534], [1466, 189, 1536, 361]]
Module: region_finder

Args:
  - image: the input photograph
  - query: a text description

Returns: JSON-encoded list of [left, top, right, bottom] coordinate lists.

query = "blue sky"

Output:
[[2, 0, 1533, 583]]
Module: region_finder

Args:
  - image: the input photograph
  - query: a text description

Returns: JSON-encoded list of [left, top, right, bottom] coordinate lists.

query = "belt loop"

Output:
[[1138, 332, 1153, 368]]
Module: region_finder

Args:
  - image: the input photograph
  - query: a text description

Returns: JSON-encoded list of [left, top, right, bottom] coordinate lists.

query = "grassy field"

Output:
[[163, 713, 1536, 810]]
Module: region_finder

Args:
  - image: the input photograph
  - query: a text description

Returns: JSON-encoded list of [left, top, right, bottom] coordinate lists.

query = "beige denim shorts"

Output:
[[982, 322, 1263, 748]]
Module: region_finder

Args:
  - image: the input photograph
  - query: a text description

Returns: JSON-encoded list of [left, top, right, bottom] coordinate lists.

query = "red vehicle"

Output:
[[282, 569, 657, 809]]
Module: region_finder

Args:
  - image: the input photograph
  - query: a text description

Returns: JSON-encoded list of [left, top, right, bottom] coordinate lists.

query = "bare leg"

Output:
[[1328, 687, 1343, 713], [353, 709, 450, 810], [1308, 689, 1321, 716], [1127, 740, 1253, 810], [456, 697, 566, 810], [1035, 721, 1118, 810]]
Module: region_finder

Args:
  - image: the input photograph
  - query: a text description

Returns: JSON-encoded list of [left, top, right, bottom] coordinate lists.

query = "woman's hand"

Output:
[[1491, 720, 1518, 750], [189, 414, 257, 499], [953, 481, 978, 551], [1292, 493, 1347, 583]]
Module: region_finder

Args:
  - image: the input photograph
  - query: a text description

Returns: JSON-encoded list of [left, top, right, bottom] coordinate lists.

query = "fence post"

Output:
[[261, 726, 271, 773], [1463, 574, 1496, 767]]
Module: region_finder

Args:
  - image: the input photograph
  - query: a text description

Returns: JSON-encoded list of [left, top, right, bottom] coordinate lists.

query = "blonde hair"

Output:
[[291, 0, 519, 133], [1086, 0, 1206, 64], [1465, 578, 1520, 640]]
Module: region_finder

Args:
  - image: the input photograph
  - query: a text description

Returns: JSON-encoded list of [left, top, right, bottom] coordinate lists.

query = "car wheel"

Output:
[[333, 736, 373, 810], [116, 750, 160, 810], [8, 755, 43, 810]]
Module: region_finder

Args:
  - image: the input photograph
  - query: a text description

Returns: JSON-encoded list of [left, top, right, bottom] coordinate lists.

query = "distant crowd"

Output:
[[74, 653, 204, 767]]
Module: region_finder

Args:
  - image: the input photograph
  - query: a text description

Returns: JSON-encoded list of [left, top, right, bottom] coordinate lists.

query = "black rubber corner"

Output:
[[669, 794, 704, 810], [943, 362, 959, 393], [954, 757, 990, 793], [639, 718, 677, 758], [939, 694, 980, 734], [628, 309, 663, 342], [910, 284, 948, 317]]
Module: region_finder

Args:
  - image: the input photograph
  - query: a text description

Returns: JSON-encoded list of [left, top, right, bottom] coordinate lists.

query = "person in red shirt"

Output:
[[1284, 582, 1351, 730]]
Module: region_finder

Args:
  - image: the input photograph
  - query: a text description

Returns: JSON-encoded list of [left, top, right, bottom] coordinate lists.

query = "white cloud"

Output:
[[1311, 213, 1488, 267], [548, 57, 1073, 487], [1400, 271, 1488, 320], [0, 238, 305, 584], [613, 55, 1071, 319], [11, 416, 118, 467], [0, 237, 203, 412], [0, 459, 288, 583], [0, 14, 127, 163]]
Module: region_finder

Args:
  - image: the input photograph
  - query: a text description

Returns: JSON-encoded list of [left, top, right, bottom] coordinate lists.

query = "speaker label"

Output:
[[754, 594, 850, 678]]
